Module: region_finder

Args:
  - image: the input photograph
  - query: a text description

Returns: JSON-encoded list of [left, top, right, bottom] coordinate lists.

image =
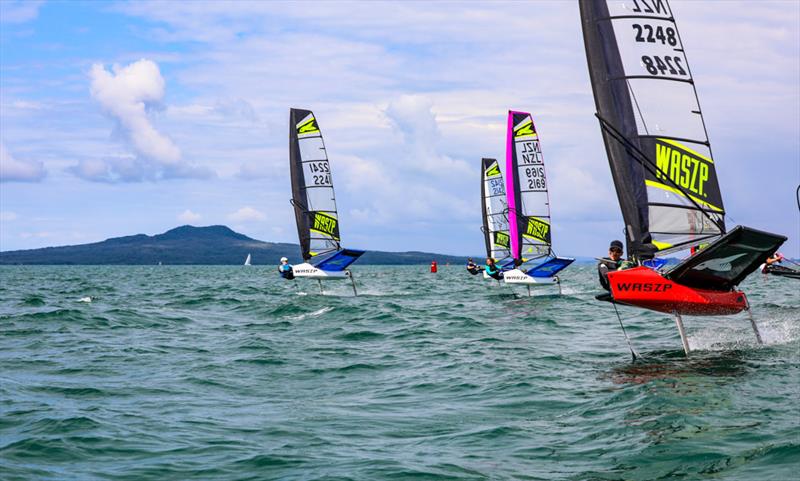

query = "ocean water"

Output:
[[1, 265, 798, 481]]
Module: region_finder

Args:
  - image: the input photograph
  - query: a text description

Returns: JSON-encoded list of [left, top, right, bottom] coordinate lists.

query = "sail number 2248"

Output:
[[641, 55, 686, 77]]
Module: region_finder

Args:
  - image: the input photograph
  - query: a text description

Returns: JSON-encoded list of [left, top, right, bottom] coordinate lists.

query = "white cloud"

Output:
[[0, 143, 46, 182], [82, 59, 212, 182], [0, 2, 796, 255], [0, 0, 44, 24], [178, 209, 202, 223], [0, 211, 18, 222], [228, 206, 266, 223]]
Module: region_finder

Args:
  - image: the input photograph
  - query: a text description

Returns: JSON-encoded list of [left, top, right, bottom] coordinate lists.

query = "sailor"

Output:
[[485, 257, 503, 280], [760, 252, 784, 274], [466, 258, 482, 275], [278, 257, 295, 280], [597, 240, 628, 291]]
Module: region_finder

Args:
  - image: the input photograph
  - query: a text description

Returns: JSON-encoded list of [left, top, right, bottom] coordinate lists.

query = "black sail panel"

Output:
[[580, 0, 725, 259], [580, 0, 650, 257]]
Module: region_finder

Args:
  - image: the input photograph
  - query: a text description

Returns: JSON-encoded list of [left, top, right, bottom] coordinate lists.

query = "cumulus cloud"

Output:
[[178, 209, 202, 223], [384, 95, 471, 177], [228, 206, 266, 222], [81, 59, 212, 182], [0, 143, 46, 182]]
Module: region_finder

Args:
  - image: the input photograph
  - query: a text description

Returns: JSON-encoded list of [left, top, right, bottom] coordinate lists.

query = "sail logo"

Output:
[[485, 162, 501, 178], [297, 117, 320, 135], [524, 217, 550, 243], [514, 119, 536, 138], [654, 140, 710, 199], [615, 282, 673, 293], [494, 231, 510, 248], [310, 211, 340, 240]]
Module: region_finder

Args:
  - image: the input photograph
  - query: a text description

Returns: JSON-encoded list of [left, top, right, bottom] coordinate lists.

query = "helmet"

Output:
[[280, 257, 288, 262]]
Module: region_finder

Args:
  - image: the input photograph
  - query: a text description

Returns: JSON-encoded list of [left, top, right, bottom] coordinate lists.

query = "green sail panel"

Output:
[[580, 0, 725, 258]]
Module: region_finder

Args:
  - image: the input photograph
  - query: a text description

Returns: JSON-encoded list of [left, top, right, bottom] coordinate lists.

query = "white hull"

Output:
[[291, 262, 350, 280], [502, 268, 558, 285], [483, 270, 503, 281]]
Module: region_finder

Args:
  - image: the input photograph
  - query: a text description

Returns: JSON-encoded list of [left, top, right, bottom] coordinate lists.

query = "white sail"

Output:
[[244, 254, 251, 266]]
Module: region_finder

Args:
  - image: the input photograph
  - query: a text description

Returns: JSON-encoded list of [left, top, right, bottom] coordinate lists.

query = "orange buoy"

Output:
[[430, 261, 438, 273]]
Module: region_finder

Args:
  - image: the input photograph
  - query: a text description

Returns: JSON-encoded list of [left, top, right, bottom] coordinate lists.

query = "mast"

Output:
[[289, 108, 341, 262], [580, 0, 725, 260], [505, 110, 553, 265]]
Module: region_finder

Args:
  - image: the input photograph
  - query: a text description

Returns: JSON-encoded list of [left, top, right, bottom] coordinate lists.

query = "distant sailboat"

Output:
[[286, 108, 365, 295], [244, 254, 251, 266], [480, 157, 513, 280], [502, 110, 574, 294]]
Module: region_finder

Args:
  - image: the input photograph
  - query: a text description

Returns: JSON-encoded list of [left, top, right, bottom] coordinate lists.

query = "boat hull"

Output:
[[502, 268, 558, 285], [607, 266, 747, 316], [291, 263, 350, 280]]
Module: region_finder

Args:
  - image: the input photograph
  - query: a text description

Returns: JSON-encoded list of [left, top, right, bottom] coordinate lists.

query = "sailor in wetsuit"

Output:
[[466, 258, 482, 275], [760, 252, 788, 274], [597, 240, 626, 291], [485, 257, 503, 280], [278, 257, 295, 280]]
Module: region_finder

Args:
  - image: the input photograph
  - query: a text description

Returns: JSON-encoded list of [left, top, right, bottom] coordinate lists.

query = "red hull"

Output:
[[607, 267, 748, 316]]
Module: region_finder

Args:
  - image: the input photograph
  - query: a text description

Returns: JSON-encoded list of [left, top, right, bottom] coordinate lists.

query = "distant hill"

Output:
[[0, 225, 474, 265]]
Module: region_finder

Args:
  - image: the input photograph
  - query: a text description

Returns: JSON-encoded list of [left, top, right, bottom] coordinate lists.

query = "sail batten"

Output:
[[289, 108, 341, 262], [581, 0, 725, 259]]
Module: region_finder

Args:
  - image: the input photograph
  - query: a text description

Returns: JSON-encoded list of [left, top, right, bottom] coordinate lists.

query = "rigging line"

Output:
[[782, 257, 800, 268], [626, 78, 650, 136], [612, 301, 641, 362], [595, 113, 725, 233]]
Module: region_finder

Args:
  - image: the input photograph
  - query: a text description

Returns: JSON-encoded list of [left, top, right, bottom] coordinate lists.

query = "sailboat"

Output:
[[287, 108, 364, 294], [244, 254, 251, 266], [580, 0, 786, 355], [502, 110, 574, 294], [480, 158, 513, 280]]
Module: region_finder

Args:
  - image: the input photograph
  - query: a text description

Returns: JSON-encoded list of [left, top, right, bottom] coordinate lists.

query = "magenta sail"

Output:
[[505, 110, 553, 263]]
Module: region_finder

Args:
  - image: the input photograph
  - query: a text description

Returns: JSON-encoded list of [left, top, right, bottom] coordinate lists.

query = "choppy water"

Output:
[[1, 265, 798, 480]]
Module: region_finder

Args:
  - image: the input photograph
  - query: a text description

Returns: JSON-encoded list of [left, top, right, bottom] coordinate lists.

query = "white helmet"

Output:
[[280, 257, 288, 262]]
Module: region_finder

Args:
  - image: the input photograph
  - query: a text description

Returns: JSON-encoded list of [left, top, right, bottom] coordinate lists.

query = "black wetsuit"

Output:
[[279, 264, 295, 280], [466, 262, 481, 275], [597, 258, 622, 291]]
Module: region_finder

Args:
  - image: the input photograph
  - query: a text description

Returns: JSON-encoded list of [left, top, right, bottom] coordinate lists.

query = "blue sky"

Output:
[[1, 0, 798, 257]]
